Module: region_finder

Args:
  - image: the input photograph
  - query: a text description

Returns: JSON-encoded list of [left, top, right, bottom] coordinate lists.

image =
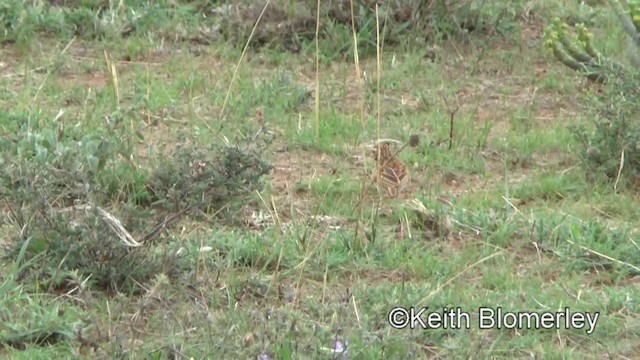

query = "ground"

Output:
[[1, 0, 640, 359]]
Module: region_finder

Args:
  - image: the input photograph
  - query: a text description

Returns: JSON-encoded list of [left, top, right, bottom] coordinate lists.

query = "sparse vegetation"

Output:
[[544, 0, 640, 190], [0, 101, 272, 292], [1, 0, 640, 358], [544, 0, 640, 82]]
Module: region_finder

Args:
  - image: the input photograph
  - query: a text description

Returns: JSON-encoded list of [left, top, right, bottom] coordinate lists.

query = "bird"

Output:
[[372, 141, 410, 198]]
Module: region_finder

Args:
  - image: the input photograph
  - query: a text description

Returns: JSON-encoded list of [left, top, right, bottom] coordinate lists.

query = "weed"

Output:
[[570, 72, 640, 188], [0, 103, 272, 292]]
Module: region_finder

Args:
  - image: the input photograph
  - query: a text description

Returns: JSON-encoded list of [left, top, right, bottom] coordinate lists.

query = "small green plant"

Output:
[[543, 1, 640, 187], [543, 18, 625, 83], [543, 0, 640, 83], [0, 238, 85, 354], [569, 72, 640, 187], [145, 130, 273, 217], [0, 0, 214, 49], [0, 106, 272, 292]]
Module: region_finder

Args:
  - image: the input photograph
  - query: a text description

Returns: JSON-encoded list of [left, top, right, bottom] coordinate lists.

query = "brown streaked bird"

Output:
[[372, 142, 409, 198]]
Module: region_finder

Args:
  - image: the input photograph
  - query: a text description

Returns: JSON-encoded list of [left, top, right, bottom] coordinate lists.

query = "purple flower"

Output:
[[332, 339, 349, 360], [257, 353, 270, 360]]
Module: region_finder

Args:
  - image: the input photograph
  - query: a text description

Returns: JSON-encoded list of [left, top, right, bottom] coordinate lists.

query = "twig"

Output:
[[417, 251, 503, 307], [440, 93, 459, 151], [567, 239, 640, 273], [448, 108, 456, 150], [141, 204, 195, 243], [47, 248, 72, 293], [219, 0, 272, 125], [33, 37, 76, 101], [314, 0, 321, 142], [60, 203, 141, 247], [613, 149, 625, 192]]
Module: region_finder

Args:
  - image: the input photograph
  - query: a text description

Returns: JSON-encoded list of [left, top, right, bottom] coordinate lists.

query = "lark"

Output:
[[373, 142, 409, 198]]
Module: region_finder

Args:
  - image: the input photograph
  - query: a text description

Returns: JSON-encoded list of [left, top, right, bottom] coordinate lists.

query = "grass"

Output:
[[2, 0, 640, 359]]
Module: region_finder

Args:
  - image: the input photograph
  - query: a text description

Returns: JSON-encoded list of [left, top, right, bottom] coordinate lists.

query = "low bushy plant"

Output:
[[569, 74, 640, 187], [0, 107, 272, 292]]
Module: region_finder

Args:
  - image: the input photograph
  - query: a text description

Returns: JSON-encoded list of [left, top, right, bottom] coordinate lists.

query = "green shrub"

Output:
[[0, 107, 272, 292], [570, 74, 640, 187]]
